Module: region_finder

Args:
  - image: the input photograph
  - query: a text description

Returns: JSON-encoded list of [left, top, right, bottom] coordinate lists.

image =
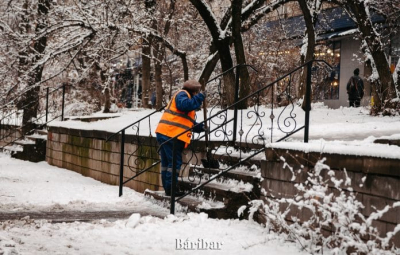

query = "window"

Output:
[[314, 41, 341, 100], [390, 33, 400, 73]]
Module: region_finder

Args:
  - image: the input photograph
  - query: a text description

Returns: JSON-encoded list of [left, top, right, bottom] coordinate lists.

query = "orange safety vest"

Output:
[[155, 90, 196, 146]]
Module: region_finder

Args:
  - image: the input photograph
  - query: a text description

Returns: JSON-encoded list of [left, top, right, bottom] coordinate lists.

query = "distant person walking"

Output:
[[346, 68, 364, 107]]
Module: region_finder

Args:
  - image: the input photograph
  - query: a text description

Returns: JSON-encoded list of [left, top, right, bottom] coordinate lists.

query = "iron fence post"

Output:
[[304, 61, 312, 143], [170, 137, 177, 214], [61, 84, 65, 121], [45, 87, 49, 123], [232, 65, 240, 143], [119, 130, 125, 197], [271, 82, 274, 142]]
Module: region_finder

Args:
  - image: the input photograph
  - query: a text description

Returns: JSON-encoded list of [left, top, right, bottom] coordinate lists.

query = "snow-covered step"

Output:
[[178, 176, 254, 202], [26, 133, 48, 141], [189, 166, 261, 183], [13, 139, 35, 146], [144, 190, 226, 218], [212, 152, 263, 168], [2, 144, 23, 152], [34, 129, 48, 136]]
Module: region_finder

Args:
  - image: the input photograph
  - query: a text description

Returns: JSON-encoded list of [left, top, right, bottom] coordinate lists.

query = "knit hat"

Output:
[[182, 80, 201, 93]]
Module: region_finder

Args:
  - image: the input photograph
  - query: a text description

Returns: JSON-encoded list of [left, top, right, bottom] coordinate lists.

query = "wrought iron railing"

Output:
[[108, 60, 332, 215], [0, 84, 69, 150], [163, 60, 332, 214], [106, 106, 166, 196]]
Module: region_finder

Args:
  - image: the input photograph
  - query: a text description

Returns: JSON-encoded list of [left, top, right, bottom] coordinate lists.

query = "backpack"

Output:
[[350, 77, 364, 99]]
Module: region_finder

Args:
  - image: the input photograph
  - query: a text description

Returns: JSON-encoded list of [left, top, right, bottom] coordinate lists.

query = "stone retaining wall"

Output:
[[0, 124, 22, 147], [46, 126, 205, 193], [261, 148, 400, 246], [46, 127, 162, 193]]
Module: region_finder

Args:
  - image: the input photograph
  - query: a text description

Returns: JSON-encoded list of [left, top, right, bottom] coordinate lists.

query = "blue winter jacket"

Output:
[[175, 90, 205, 133]]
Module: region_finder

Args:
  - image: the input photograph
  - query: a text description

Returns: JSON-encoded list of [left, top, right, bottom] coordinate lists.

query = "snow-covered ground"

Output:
[[1, 104, 400, 254], [0, 154, 308, 255]]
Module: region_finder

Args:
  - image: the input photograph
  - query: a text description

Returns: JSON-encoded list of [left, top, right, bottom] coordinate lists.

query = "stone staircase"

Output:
[[145, 163, 262, 219], [4, 129, 48, 162]]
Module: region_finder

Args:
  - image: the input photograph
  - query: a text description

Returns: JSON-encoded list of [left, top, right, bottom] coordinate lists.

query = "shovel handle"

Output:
[[200, 79, 210, 151]]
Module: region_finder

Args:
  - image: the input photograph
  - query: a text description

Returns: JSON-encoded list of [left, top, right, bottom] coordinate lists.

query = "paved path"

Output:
[[0, 209, 169, 223]]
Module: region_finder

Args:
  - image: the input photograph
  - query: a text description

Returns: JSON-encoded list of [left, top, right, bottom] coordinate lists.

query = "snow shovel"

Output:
[[200, 81, 219, 169]]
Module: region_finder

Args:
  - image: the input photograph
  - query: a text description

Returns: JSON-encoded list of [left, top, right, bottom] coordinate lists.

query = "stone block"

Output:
[[124, 154, 138, 168], [51, 133, 60, 142], [261, 161, 282, 180], [77, 146, 90, 159], [93, 160, 102, 171], [52, 158, 63, 168], [90, 149, 102, 161], [92, 139, 103, 150], [63, 153, 72, 163], [123, 143, 137, 155], [351, 171, 371, 194], [60, 134, 69, 143], [50, 141, 62, 152], [70, 162, 82, 175], [99, 172, 112, 185], [281, 182, 298, 198], [80, 166, 90, 177], [264, 148, 280, 162], [111, 141, 120, 153], [88, 169, 102, 181], [295, 166, 309, 183], [144, 171, 161, 186], [137, 181, 146, 193], [108, 163, 120, 176], [51, 150, 63, 161], [262, 179, 282, 198], [62, 143, 73, 155], [281, 149, 309, 168], [362, 194, 398, 224], [100, 161, 112, 174], [110, 152, 121, 165], [386, 223, 400, 248], [125, 179, 138, 191], [369, 175, 400, 200], [315, 153, 364, 172], [101, 150, 111, 162], [109, 174, 119, 186], [363, 158, 400, 178]]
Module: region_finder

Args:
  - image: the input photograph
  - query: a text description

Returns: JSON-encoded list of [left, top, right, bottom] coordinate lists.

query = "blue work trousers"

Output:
[[156, 133, 185, 192]]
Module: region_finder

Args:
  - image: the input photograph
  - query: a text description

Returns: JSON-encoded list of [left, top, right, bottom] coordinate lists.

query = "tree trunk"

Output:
[[103, 87, 111, 113], [141, 0, 157, 109], [298, 0, 316, 110], [232, 0, 250, 109], [154, 43, 163, 109], [217, 39, 236, 106], [346, 1, 394, 113], [21, 0, 50, 134]]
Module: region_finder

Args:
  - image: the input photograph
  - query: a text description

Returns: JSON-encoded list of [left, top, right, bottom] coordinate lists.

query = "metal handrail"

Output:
[[0, 84, 70, 150], [0, 84, 68, 123], [166, 60, 332, 213], [106, 105, 166, 142], [112, 60, 333, 209]]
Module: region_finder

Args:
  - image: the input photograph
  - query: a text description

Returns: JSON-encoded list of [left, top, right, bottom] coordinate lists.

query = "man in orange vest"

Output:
[[155, 80, 206, 196]]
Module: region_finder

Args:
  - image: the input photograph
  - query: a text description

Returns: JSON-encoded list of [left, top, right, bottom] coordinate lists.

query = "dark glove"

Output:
[[200, 90, 207, 98]]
